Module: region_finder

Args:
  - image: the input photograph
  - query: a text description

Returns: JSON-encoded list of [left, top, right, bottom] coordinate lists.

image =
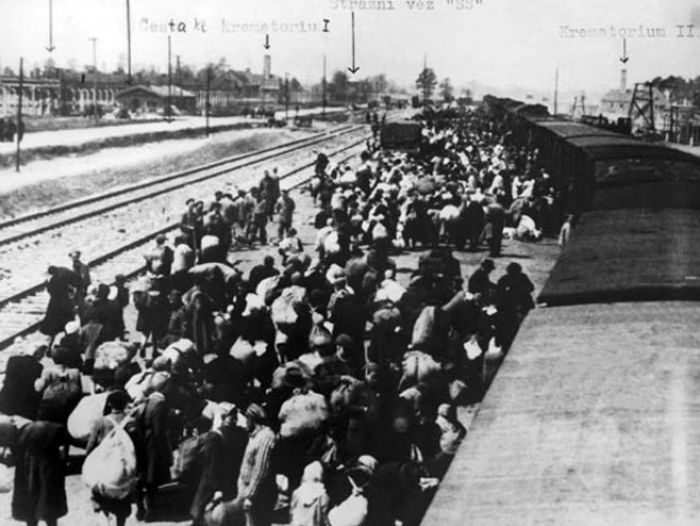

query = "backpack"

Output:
[[82, 416, 138, 499], [172, 434, 202, 481]]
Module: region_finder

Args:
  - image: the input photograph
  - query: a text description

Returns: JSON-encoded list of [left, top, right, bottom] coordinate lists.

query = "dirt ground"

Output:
[[0, 155, 561, 526]]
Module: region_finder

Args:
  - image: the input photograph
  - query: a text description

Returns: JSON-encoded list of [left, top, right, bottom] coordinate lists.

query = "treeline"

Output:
[[2, 57, 406, 103], [650, 75, 700, 107]]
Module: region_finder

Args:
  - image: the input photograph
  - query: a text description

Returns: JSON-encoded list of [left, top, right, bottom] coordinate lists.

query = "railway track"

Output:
[[0, 125, 368, 300], [0, 132, 371, 351], [0, 124, 358, 247]]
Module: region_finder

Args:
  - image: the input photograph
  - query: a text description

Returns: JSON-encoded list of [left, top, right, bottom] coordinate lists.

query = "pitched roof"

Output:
[[115, 84, 195, 99]]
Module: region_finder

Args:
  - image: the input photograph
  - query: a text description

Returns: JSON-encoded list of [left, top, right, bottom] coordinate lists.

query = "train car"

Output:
[[380, 120, 422, 151], [422, 134, 700, 525]]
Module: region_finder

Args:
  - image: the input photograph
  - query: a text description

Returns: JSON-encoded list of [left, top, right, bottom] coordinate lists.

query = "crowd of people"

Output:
[[0, 105, 549, 526]]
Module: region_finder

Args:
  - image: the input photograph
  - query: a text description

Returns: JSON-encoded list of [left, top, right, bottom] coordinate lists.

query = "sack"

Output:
[[279, 390, 329, 438], [399, 351, 441, 391], [172, 434, 201, 481], [271, 361, 312, 391], [411, 306, 437, 349], [40, 371, 82, 422], [203, 496, 245, 526], [271, 287, 306, 328], [83, 416, 138, 499], [67, 392, 110, 443], [328, 477, 368, 526], [439, 204, 461, 222], [330, 376, 379, 421], [94, 341, 131, 371]]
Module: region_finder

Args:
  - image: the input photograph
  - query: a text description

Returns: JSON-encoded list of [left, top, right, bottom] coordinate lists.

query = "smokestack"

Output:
[[620, 69, 627, 92], [263, 54, 271, 80]]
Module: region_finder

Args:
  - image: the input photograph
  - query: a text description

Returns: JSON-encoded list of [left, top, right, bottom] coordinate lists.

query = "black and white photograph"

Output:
[[0, 0, 699, 524]]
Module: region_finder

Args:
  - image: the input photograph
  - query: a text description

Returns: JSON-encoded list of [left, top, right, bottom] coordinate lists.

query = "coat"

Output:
[[135, 392, 172, 487], [12, 421, 68, 522], [41, 267, 80, 336]]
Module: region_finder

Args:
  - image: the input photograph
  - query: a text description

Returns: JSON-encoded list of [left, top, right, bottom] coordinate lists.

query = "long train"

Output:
[[421, 96, 700, 525]]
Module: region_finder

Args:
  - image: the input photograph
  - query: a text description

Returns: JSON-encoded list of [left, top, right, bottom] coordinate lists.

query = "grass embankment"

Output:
[[0, 129, 301, 219], [0, 121, 270, 169]]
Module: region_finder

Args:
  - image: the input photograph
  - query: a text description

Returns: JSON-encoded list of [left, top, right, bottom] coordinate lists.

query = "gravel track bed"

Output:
[[0, 130, 367, 301]]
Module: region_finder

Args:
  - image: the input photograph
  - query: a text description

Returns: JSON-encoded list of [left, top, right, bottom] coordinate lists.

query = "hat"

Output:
[[355, 455, 379, 476], [310, 326, 333, 348], [334, 333, 354, 349], [69, 250, 81, 258], [245, 403, 268, 425], [50, 345, 72, 366], [482, 259, 495, 270], [155, 233, 167, 243]]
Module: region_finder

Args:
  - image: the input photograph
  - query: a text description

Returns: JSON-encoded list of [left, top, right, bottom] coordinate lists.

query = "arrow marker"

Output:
[[619, 37, 629, 64], [46, 0, 55, 52], [347, 12, 359, 74]]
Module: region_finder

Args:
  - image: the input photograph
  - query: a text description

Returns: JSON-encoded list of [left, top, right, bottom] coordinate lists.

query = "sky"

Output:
[[0, 0, 698, 101]]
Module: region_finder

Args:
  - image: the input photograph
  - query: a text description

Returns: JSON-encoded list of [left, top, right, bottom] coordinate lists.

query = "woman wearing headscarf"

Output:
[[290, 461, 331, 526]]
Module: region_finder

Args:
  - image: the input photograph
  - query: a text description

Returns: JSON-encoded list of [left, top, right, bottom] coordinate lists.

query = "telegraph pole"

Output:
[[125, 0, 132, 83], [553, 67, 559, 115], [285, 73, 289, 121], [205, 65, 211, 136], [322, 54, 327, 116], [167, 35, 172, 122], [16, 57, 23, 172], [89, 37, 98, 122]]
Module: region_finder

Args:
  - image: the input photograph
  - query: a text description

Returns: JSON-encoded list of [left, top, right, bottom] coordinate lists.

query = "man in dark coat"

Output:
[[248, 255, 280, 290], [468, 259, 495, 298], [189, 407, 249, 525]]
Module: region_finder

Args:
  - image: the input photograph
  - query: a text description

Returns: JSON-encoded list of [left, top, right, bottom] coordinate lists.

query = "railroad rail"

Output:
[[0, 133, 370, 351], [0, 124, 359, 247], [0, 125, 368, 301]]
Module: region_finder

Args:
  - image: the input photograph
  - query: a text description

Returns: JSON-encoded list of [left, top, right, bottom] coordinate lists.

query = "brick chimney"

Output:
[[620, 69, 627, 92], [263, 54, 271, 80]]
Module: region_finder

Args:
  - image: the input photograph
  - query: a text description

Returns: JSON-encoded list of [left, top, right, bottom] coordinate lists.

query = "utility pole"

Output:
[[285, 73, 289, 121], [125, 0, 132, 82], [15, 57, 23, 172], [553, 67, 559, 115], [176, 54, 181, 84], [89, 37, 98, 122], [322, 54, 327, 116], [167, 35, 172, 122], [205, 66, 211, 136]]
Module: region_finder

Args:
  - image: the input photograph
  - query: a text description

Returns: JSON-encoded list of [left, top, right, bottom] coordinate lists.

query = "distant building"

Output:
[[599, 69, 670, 130], [115, 85, 196, 115]]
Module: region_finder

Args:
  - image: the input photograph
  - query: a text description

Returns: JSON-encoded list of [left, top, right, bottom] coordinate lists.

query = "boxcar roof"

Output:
[[536, 120, 621, 139], [422, 301, 700, 526], [567, 136, 699, 164], [538, 208, 700, 306]]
